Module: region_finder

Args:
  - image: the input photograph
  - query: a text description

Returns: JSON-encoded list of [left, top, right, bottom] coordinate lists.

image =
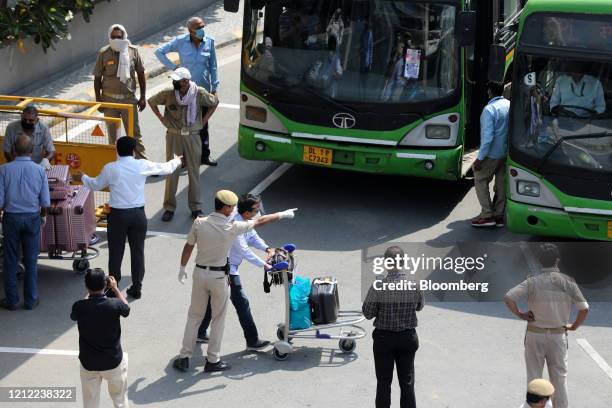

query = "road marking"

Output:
[[577, 338, 612, 381], [145, 230, 187, 239], [249, 162, 292, 195], [0, 347, 78, 356]]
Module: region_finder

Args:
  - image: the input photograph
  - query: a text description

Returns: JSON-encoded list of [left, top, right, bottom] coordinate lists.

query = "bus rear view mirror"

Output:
[[456, 11, 476, 47], [224, 0, 239, 12], [488, 44, 506, 84]]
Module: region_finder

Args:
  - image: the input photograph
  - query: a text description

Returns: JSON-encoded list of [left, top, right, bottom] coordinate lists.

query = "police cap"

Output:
[[215, 190, 238, 206]]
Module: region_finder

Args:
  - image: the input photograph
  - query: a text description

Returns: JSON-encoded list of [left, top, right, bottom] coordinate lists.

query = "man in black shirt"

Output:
[[71, 268, 130, 408], [362, 246, 423, 408]]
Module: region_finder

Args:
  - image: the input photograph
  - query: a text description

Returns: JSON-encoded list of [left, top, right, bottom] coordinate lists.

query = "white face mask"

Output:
[[109, 38, 129, 52]]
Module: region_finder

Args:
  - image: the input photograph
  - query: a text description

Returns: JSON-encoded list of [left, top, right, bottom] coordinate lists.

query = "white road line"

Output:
[[249, 162, 292, 195], [145, 230, 187, 239], [0, 347, 129, 359], [577, 338, 612, 381]]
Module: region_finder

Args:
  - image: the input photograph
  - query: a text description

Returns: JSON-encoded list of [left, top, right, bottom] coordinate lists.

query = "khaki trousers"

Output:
[[80, 356, 129, 408], [474, 158, 506, 219], [525, 331, 569, 408], [180, 267, 229, 363], [101, 94, 146, 159], [163, 130, 202, 212]]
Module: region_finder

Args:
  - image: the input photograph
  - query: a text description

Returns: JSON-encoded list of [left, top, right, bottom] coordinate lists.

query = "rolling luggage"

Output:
[[46, 165, 70, 200], [53, 185, 96, 252], [39, 214, 56, 253], [309, 276, 340, 325]]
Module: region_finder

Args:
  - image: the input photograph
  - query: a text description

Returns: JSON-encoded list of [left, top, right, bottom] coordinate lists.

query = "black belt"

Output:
[[196, 264, 226, 271], [110, 207, 144, 211]]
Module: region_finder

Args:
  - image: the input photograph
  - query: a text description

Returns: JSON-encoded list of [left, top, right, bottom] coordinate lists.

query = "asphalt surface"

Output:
[[1, 43, 611, 408]]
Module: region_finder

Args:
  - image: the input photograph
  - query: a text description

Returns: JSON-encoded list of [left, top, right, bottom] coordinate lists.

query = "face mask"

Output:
[[195, 28, 205, 40], [109, 38, 129, 52], [173, 80, 181, 90], [21, 119, 35, 130]]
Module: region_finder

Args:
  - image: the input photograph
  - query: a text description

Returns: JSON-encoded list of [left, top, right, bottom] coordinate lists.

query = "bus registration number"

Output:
[[303, 146, 332, 166]]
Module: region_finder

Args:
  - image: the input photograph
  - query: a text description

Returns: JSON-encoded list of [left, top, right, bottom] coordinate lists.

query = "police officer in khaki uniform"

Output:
[[173, 190, 296, 373], [93, 24, 147, 159], [505, 243, 589, 408], [148, 67, 219, 221], [520, 379, 554, 408]]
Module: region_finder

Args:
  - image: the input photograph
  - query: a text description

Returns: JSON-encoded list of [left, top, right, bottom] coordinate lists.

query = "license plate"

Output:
[[303, 145, 332, 166], [608, 221, 612, 239]]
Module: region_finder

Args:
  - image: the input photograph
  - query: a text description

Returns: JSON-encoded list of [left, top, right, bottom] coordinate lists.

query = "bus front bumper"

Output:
[[238, 126, 462, 181], [506, 200, 612, 241]]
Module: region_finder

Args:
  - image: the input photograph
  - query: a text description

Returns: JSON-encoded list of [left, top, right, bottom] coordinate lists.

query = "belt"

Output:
[[110, 207, 144, 211], [527, 326, 566, 334], [196, 264, 226, 271], [167, 128, 201, 135], [102, 92, 134, 100]]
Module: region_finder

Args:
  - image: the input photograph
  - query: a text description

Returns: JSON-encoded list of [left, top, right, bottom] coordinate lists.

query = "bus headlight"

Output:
[[425, 125, 451, 139], [245, 106, 267, 123], [517, 180, 541, 197]]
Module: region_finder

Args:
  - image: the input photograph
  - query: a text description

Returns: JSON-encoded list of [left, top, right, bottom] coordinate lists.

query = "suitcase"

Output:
[[309, 276, 340, 325], [46, 165, 70, 200], [39, 213, 56, 253], [53, 186, 96, 252]]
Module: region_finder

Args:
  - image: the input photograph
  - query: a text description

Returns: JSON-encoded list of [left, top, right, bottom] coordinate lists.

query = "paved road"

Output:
[[1, 43, 611, 408]]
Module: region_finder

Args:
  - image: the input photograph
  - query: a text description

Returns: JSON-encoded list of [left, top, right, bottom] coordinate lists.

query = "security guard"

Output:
[[173, 190, 296, 373], [505, 243, 589, 408], [93, 24, 148, 158], [520, 379, 554, 408], [148, 67, 219, 221]]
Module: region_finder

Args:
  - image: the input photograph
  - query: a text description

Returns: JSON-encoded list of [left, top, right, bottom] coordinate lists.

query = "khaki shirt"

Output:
[[3, 120, 54, 164], [147, 86, 218, 132], [93, 45, 144, 96], [187, 212, 255, 267], [506, 267, 589, 329]]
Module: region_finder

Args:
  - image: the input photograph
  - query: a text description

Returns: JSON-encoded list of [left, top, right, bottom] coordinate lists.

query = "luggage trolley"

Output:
[[268, 244, 367, 361]]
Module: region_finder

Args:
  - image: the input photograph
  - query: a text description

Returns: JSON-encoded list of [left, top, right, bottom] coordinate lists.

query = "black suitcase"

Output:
[[309, 277, 340, 325]]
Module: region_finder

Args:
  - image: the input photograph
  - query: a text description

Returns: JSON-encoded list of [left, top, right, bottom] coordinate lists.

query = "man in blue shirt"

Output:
[[550, 61, 606, 117], [155, 16, 219, 166], [0, 133, 50, 310], [472, 82, 510, 228], [196, 194, 273, 351]]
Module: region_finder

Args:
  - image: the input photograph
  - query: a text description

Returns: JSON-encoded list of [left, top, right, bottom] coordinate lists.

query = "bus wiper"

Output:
[[537, 132, 610, 174], [273, 82, 357, 114]]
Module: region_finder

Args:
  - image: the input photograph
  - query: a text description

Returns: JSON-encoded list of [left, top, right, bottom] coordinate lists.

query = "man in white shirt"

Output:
[[197, 193, 274, 351], [520, 378, 554, 408], [550, 61, 606, 117], [505, 243, 589, 408], [73, 137, 182, 300], [173, 190, 296, 373]]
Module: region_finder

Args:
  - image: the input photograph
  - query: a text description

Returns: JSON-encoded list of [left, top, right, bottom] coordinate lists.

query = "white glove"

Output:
[[278, 208, 298, 220], [40, 158, 52, 170], [178, 265, 187, 284]]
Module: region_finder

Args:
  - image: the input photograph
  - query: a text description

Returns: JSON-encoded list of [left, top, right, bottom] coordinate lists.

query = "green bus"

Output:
[[489, 0, 612, 240], [224, 0, 523, 180]]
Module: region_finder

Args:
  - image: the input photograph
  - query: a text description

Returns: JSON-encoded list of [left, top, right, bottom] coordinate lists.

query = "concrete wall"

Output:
[[0, 0, 216, 94]]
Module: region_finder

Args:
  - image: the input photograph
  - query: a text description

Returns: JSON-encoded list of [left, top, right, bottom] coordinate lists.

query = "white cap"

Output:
[[169, 67, 191, 81]]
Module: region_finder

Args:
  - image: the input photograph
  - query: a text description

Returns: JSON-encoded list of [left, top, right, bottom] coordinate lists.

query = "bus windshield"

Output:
[[511, 54, 612, 174], [243, 0, 459, 105]]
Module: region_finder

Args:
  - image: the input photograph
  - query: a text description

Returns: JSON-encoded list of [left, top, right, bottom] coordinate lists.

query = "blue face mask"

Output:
[[195, 27, 205, 40]]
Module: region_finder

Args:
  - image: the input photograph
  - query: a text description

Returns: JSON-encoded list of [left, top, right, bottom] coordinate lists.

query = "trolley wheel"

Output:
[[339, 339, 356, 353], [73, 260, 90, 275], [273, 347, 289, 361]]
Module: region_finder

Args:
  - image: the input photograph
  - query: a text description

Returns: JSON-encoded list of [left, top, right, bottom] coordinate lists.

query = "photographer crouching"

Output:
[[70, 268, 130, 408]]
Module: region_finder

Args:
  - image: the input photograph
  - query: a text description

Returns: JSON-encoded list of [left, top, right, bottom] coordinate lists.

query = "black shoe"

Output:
[[204, 359, 231, 372], [1, 298, 17, 311], [191, 210, 203, 219], [126, 287, 141, 299], [24, 299, 39, 310], [162, 211, 174, 222], [201, 157, 218, 166], [196, 335, 209, 344], [173, 357, 189, 372], [246, 340, 271, 351]]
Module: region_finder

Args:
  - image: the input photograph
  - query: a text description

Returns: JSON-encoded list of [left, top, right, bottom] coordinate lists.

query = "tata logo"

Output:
[[332, 113, 356, 129]]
